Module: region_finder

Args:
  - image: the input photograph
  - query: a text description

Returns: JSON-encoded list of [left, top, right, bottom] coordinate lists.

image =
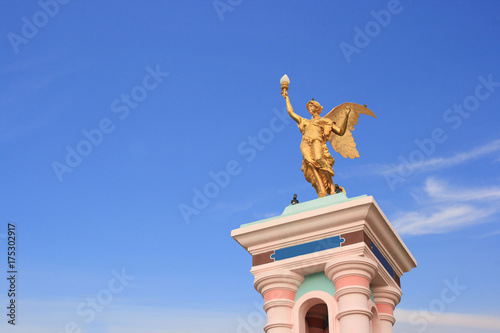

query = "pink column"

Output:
[[254, 270, 304, 333], [325, 256, 377, 333], [372, 286, 401, 333]]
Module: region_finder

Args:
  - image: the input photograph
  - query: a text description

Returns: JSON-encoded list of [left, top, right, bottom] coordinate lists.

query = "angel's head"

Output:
[[306, 99, 323, 116]]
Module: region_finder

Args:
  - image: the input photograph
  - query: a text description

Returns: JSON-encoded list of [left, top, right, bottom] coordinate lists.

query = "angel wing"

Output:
[[323, 102, 376, 159]]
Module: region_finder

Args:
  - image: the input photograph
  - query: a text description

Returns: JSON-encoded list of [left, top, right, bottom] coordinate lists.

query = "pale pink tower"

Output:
[[232, 193, 417, 333]]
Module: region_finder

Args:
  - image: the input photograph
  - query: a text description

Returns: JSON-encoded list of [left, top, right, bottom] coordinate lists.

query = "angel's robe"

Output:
[[297, 116, 335, 167], [298, 116, 334, 143], [297, 115, 336, 196]]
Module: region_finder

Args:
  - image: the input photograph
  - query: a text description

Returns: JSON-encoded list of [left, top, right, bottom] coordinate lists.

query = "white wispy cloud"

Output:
[[392, 178, 500, 236], [382, 139, 500, 175], [340, 140, 500, 179], [425, 177, 500, 202], [475, 229, 500, 238], [393, 204, 497, 236], [395, 309, 500, 332]]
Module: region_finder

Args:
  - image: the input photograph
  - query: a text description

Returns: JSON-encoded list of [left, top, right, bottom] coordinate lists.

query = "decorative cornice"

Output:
[[364, 201, 416, 274], [232, 199, 371, 253], [232, 195, 417, 279]]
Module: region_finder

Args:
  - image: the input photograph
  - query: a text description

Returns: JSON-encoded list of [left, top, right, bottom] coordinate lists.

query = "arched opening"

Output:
[[292, 291, 338, 333], [305, 303, 328, 333]]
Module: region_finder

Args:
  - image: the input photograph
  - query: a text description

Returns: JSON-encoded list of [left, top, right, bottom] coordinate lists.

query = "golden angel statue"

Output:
[[280, 74, 376, 197]]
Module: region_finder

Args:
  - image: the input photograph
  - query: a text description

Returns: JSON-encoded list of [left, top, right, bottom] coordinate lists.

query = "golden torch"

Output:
[[280, 74, 290, 96]]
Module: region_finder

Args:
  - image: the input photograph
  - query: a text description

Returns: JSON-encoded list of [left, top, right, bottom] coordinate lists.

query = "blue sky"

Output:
[[1, 1, 500, 332]]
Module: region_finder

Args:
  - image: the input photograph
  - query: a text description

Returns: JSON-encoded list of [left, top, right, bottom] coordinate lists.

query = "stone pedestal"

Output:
[[232, 193, 416, 333]]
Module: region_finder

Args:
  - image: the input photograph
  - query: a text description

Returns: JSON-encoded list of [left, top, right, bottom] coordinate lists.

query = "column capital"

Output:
[[372, 285, 402, 308], [324, 255, 378, 284], [254, 270, 304, 296]]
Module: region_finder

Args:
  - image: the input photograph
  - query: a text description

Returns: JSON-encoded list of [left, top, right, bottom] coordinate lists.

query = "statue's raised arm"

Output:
[[281, 75, 301, 124], [280, 74, 376, 197]]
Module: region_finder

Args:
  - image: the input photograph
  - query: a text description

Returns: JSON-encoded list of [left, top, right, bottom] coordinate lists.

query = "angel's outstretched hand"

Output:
[[345, 106, 352, 117]]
